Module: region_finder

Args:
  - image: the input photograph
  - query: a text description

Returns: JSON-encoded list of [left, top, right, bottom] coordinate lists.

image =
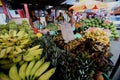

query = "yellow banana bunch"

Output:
[[12, 54, 22, 63], [84, 28, 110, 45], [27, 49, 43, 56], [23, 48, 43, 61], [0, 49, 6, 58], [23, 54, 35, 61], [28, 45, 40, 51]]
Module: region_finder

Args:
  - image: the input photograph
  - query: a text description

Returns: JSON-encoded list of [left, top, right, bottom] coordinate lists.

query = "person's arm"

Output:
[[29, 18, 34, 28]]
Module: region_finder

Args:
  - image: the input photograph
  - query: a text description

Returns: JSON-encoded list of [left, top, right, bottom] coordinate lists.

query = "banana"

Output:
[[9, 64, 21, 80], [17, 31, 25, 40], [34, 62, 50, 78], [1, 42, 14, 47], [12, 55, 22, 63], [34, 55, 41, 60], [23, 54, 35, 61], [38, 67, 56, 80], [30, 58, 45, 79], [0, 63, 14, 69], [26, 60, 36, 80], [0, 72, 10, 80], [28, 45, 40, 51], [15, 46, 23, 54], [4, 33, 10, 38], [0, 59, 11, 64], [13, 30, 17, 37], [8, 38, 18, 43], [19, 62, 28, 80], [19, 61, 25, 66], [20, 39, 30, 45], [6, 47, 14, 54], [0, 49, 6, 58], [27, 49, 43, 56], [9, 30, 14, 38]]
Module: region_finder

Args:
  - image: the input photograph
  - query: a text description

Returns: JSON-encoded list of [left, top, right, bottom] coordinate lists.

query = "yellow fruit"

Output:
[[9, 64, 21, 80], [36, 33, 42, 38], [38, 67, 56, 80], [34, 62, 50, 78]]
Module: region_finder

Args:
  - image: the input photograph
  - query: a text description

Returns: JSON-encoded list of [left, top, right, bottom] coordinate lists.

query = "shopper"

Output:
[[56, 12, 65, 23], [66, 10, 75, 31], [45, 9, 54, 25]]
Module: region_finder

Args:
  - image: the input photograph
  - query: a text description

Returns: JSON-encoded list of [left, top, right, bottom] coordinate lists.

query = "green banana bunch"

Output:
[[30, 58, 45, 79], [34, 62, 51, 78], [9, 64, 21, 80], [38, 67, 56, 80], [8, 59, 55, 80], [0, 72, 10, 80], [0, 59, 11, 64], [19, 62, 28, 80], [25, 60, 36, 80]]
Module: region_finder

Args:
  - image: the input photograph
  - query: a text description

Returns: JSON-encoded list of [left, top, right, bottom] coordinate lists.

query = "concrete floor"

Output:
[[110, 29, 120, 80]]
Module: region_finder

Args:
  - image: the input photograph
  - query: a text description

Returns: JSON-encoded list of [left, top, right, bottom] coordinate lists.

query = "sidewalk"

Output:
[[110, 29, 120, 80]]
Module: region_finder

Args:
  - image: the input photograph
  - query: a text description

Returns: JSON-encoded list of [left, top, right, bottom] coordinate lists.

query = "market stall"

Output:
[[0, 0, 120, 80]]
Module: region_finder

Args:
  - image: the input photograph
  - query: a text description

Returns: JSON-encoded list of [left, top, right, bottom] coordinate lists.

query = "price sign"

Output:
[[60, 22, 75, 43]]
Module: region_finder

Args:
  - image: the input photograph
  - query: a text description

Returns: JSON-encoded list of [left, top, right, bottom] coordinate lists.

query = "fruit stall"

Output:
[[0, 18, 119, 80]]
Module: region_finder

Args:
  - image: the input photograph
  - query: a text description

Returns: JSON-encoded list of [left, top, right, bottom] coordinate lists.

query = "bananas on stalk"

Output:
[[0, 29, 43, 69], [0, 72, 10, 80], [8, 59, 56, 80]]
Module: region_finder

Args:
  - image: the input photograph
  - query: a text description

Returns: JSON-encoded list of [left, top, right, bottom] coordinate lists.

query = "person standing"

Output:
[[45, 9, 54, 25], [56, 12, 65, 24], [66, 10, 75, 31]]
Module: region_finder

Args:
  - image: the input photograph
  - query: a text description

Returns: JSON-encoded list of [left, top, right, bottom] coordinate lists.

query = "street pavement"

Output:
[[110, 29, 120, 80]]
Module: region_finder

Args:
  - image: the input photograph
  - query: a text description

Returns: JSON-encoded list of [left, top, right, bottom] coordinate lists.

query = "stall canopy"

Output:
[[5, 0, 66, 10]]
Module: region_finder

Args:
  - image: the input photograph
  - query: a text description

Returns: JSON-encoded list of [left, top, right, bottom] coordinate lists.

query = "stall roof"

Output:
[[5, 0, 66, 10]]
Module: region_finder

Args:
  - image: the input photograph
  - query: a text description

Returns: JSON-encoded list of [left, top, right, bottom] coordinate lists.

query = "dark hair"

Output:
[[60, 12, 63, 16], [69, 9, 73, 14], [47, 9, 51, 14]]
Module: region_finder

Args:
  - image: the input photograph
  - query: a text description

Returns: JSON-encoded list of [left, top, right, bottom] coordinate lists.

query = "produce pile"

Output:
[[0, 20, 114, 80], [45, 23, 58, 31], [80, 18, 119, 39], [53, 28, 113, 80], [0, 21, 56, 80], [0, 20, 35, 39]]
